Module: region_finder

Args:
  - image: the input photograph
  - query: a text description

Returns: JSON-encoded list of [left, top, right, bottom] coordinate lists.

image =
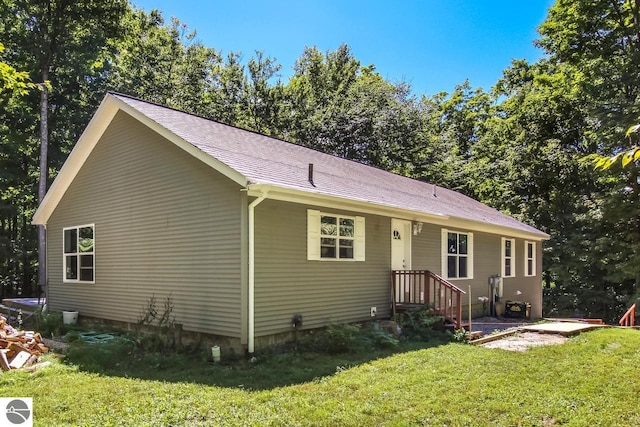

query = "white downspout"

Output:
[[248, 191, 267, 355]]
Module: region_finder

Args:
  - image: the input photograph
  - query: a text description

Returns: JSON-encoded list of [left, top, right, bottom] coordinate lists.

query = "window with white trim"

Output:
[[525, 241, 536, 277], [63, 225, 95, 282], [307, 210, 365, 261], [441, 229, 473, 279], [501, 237, 516, 278]]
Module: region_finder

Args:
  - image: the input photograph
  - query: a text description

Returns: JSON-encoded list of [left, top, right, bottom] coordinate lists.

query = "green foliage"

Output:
[[396, 306, 442, 340], [2, 0, 640, 325], [2, 329, 639, 425], [33, 309, 65, 338], [363, 327, 400, 349], [0, 0, 129, 297], [299, 323, 361, 354], [451, 328, 469, 343], [0, 42, 34, 96], [298, 322, 400, 354], [65, 337, 135, 371]]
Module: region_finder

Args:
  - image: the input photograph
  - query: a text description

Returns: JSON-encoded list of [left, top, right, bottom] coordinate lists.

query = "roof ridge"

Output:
[[109, 91, 432, 188]]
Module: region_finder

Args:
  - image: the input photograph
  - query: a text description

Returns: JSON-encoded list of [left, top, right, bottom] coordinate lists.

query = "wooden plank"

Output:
[[520, 322, 605, 336], [0, 350, 10, 371], [470, 329, 520, 345], [545, 317, 604, 325], [9, 351, 31, 369]]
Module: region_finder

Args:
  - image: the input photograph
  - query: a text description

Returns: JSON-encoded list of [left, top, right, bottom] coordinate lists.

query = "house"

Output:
[[32, 93, 549, 352]]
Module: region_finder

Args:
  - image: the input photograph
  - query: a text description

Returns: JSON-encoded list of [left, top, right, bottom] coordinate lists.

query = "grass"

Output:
[[1, 328, 639, 426]]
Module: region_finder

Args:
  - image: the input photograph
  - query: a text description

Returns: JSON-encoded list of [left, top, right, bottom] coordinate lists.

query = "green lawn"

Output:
[[1, 328, 639, 426]]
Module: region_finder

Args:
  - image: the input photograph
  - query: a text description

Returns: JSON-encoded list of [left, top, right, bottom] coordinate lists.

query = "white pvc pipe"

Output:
[[248, 192, 267, 355]]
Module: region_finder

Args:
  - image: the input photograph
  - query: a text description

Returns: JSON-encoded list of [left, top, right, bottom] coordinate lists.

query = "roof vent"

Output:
[[308, 163, 315, 186], [433, 184, 437, 197]]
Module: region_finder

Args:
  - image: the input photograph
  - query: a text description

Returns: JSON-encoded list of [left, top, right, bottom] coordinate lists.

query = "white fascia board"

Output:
[[247, 183, 550, 241], [32, 96, 120, 225], [32, 94, 248, 225]]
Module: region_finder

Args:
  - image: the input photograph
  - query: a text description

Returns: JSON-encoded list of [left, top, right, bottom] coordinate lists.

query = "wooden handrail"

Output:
[[619, 304, 636, 327], [391, 270, 467, 329], [426, 271, 467, 294]]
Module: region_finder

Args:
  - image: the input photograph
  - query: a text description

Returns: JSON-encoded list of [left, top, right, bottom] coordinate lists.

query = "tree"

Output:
[[282, 44, 425, 171], [531, 0, 640, 318], [1, 0, 128, 297], [589, 125, 640, 170], [246, 51, 284, 136], [108, 10, 223, 117], [0, 42, 34, 96]]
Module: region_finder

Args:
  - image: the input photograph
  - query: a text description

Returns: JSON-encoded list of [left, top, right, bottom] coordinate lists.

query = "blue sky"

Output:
[[132, 0, 555, 96]]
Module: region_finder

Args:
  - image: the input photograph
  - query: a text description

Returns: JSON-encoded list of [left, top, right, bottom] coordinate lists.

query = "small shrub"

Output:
[[324, 323, 361, 354], [34, 309, 65, 338], [397, 306, 442, 340], [65, 330, 82, 343], [138, 294, 175, 329], [136, 293, 178, 352], [364, 327, 399, 349], [298, 323, 362, 354], [451, 328, 469, 343]]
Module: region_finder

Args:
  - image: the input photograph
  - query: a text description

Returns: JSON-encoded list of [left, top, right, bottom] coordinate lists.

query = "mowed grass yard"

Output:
[[1, 328, 639, 426]]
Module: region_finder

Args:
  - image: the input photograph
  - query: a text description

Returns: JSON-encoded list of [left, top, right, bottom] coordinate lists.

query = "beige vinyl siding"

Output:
[[412, 225, 543, 318], [253, 200, 390, 337], [47, 111, 243, 337]]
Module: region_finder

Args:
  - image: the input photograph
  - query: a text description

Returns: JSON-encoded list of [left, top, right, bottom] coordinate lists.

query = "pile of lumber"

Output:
[[0, 315, 48, 371]]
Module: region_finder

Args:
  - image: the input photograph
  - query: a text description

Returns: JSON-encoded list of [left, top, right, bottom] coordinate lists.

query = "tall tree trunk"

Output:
[[37, 73, 49, 299]]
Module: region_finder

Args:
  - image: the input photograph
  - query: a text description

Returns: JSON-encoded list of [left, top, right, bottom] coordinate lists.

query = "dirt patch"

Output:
[[481, 332, 568, 352]]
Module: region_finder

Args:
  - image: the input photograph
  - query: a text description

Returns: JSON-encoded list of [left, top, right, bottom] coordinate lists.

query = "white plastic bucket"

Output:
[[62, 311, 78, 325], [211, 345, 221, 362]]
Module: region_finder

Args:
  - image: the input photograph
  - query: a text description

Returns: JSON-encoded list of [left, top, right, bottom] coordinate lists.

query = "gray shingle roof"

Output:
[[112, 93, 547, 238]]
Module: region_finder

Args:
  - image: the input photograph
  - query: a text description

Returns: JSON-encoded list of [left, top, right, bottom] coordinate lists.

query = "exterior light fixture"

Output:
[[412, 222, 423, 235]]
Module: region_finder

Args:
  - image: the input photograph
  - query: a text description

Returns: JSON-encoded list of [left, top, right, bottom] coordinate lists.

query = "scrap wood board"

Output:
[[519, 322, 605, 336], [0, 314, 48, 371]]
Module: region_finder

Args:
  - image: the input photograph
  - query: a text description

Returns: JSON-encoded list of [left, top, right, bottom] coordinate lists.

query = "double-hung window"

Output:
[[320, 215, 355, 259], [501, 237, 516, 278], [63, 225, 95, 283], [442, 229, 473, 279], [307, 210, 365, 261], [525, 241, 536, 277]]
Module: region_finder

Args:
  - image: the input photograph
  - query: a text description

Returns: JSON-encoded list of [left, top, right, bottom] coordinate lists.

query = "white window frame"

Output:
[[501, 237, 516, 278], [63, 224, 95, 283], [307, 210, 365, 261], [441, 229, 473, 280], [524, 241, 536, 277]]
